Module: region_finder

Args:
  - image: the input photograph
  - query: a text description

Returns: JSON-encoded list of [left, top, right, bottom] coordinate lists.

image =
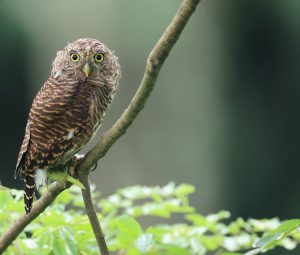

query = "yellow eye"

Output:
[[70, 53, 80, 62], [94, 53, 104, 63]]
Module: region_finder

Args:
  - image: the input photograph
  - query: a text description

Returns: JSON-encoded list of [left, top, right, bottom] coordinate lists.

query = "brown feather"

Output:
[[15, 123, 30, 179], [24, 172, 35, 214]]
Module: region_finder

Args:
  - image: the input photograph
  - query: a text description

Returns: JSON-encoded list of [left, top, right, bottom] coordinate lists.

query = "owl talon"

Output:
[[67, 154, 85, 177], [90, 162, 98, 172]]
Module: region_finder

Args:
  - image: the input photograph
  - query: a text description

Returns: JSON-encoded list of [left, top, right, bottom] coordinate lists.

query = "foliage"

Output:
[[0, 183, 300, 255]]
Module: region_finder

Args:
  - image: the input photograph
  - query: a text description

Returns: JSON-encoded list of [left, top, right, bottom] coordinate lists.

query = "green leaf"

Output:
[[49, 172, 86, 189], [135, 233, 154, 253], [52, 227, 77, 255], [54, 189, 75, 205], [116, 215, 142, 248], [161, 182, 176, 196], [32, 227, 48, 238], [200, 235, 222, 251], [244, 248, 261, 255], [254, 233, 283, 250], [117, 215, 142, 237], [221, 253, 243, 255], [253, 219, 300, 251], [207, 211, 231, 222], [174, 183, 195, 196], [42, 210, 70, 227], [185, 213, 207, 226], [119, 185, 153, 200], [59, 227, 78, 255], [0, 190, 11, 207], [126, 247, 141, 255], [52, 231, 67, 255], [126, 205, 144, 217], [159, 244, 191, 255], [139, 202, 170, 218], [36, 230, 55, 254], [270, 219, 300, 235], [189, 236, 206, 254]]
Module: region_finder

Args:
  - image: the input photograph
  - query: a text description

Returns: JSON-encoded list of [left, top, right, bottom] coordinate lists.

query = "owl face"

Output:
[[51, 38, 121, 83]]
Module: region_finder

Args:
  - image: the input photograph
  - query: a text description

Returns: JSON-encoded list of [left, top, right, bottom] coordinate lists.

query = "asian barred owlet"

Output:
[[15, 38, 121, 214]]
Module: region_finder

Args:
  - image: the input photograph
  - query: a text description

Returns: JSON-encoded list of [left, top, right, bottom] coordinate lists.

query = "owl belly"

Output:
[[51, 96, 106, 168], [55, 119, 103, 166]]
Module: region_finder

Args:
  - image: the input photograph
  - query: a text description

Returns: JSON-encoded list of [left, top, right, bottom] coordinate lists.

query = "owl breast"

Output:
[[20, 77, 116, 172], [50, 79, 115, 168]]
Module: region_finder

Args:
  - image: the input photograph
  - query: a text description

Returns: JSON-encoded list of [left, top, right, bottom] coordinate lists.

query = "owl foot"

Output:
[[67, 154, 85, 178], [90, 162, 98, 172]]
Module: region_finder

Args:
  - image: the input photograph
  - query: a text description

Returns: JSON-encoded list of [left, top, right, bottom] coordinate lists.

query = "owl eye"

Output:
[[94, 53, 104, 63], [70, 53, 80, 62]]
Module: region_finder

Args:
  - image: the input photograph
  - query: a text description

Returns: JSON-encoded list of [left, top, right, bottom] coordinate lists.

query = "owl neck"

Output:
[[49, 74, 114, 110], [87, 79, 115, 112]]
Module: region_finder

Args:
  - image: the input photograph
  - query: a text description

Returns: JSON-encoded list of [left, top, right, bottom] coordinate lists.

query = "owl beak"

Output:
[[83, 63, 91, 78]]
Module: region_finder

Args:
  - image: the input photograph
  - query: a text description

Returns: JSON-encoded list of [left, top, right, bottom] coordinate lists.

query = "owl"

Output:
[[15, 38, 121, 214]]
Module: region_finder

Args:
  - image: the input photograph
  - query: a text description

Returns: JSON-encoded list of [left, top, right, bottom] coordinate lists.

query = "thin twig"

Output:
[[78, 172, 109, 255], [0, 0, 201, 253]]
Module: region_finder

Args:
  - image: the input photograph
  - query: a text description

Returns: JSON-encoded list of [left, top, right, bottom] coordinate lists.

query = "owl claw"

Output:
[[67, 154, 85, 177], [90, 163, 98, 172]]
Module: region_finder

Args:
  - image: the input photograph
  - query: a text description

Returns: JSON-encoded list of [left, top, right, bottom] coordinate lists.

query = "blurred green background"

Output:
[[1, 0, 300, 232]]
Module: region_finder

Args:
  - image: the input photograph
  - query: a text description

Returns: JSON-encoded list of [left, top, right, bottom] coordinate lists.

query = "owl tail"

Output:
[[24, 172, 36, 214]]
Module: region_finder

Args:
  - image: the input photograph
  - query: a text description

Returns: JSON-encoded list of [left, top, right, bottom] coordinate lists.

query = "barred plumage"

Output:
[[15, 38, 121, 214]]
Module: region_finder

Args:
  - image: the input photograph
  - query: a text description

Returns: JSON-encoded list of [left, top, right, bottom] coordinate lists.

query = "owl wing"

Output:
[[16, 77, 89, 175], [15, 122, 31, 178]]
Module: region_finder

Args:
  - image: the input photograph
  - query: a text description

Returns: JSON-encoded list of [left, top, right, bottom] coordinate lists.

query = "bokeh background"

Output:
[[1, 1, 300, 251]]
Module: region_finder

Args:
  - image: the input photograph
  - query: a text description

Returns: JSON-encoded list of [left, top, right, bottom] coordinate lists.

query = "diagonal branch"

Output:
[[76, 0, 201, 174], [0, 0, 201, 253], [0, 181, 67, 253]]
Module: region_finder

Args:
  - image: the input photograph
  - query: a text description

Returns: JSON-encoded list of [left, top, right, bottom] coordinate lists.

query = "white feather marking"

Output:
[[54, 70, 62, 79], [67, 129, 75, 140], [35, 169, 47, 189]]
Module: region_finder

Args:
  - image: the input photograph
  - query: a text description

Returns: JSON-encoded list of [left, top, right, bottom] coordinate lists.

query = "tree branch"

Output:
[[76, 0, 201, 173], [0, 0, 201, 253]]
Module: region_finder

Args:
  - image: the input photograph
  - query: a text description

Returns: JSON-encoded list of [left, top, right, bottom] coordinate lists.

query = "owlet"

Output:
[[15, 38, 121, 214]]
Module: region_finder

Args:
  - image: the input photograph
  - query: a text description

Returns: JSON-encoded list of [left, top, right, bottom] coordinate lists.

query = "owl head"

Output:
[[51, 38, 121, 84]]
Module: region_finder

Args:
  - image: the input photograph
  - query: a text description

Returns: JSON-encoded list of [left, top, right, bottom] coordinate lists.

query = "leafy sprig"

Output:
[[1, 183, 299, 255]]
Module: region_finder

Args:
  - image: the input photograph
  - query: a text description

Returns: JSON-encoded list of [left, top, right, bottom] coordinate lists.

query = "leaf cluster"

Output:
[[0, 183, 300, 255]]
